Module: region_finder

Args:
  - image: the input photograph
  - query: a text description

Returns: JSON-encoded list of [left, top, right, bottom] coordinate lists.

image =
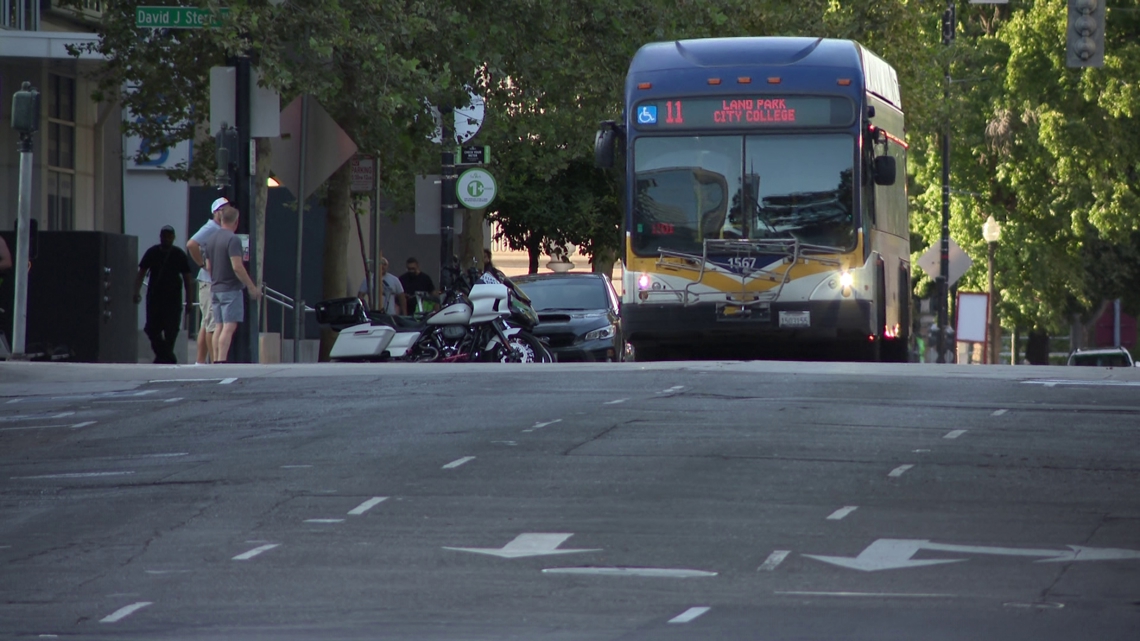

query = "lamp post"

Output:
[[982, 215, 1001, 364]]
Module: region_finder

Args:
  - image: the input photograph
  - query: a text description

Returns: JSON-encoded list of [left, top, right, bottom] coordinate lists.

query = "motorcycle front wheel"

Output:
[[500, 332, 554, 363]]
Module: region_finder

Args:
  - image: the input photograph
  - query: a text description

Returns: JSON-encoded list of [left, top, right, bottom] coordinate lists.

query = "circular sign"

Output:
[[456, 168, 497, 209]]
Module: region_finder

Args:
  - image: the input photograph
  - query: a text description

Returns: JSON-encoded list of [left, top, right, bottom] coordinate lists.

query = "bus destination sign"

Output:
[[635, 96, 853, 129]]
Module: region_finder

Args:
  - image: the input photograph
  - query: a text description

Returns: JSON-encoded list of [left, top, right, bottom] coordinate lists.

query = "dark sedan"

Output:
[[512, 272, 629, 362]]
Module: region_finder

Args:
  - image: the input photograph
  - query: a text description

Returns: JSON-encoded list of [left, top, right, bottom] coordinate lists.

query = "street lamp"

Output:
[[982, 215, 1001, 364]]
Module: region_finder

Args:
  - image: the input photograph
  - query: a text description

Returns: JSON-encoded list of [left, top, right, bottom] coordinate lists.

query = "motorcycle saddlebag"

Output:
[[329, 323, 397, 361], [315, 297, 368, 329]]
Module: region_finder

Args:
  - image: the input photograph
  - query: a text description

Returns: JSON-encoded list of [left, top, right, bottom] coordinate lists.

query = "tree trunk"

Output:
[[591, 245, 617, 280], [254, 138, 272, 295], [458, 208, 485, 274], [526, 235, 541, 274], [319, 163, 353, 361]]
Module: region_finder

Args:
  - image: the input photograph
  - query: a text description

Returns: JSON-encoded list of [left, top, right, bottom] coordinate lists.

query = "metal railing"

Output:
[[260, 284, 314, 335]]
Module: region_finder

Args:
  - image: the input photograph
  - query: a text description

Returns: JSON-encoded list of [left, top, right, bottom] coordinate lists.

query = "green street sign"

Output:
[[136, 6, 230, 29], [456, 168, 497, 209]]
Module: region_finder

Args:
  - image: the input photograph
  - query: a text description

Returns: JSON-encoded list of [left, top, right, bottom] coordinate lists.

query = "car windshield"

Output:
[[1069, 352, 1132, 367], [516, 279, 610, 311], [632, 133, 856, 256]]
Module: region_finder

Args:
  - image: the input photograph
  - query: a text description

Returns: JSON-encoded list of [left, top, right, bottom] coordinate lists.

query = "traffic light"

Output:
[[941, 6, 955, 45], [214, 125, 238, 187], [1067, 0, 1105, 68], [10, 82, 40, 134]]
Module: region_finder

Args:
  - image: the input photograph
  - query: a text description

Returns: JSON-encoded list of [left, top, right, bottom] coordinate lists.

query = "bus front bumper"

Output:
[[623, 300, 874, 346]]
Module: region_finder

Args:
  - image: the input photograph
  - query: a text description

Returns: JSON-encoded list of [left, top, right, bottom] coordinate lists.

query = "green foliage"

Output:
[[69, 0, 1138, 329]]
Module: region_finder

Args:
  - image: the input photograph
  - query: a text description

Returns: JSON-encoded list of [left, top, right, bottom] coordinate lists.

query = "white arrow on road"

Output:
[[444, 533, 600, 559], [805, 539, 1140, 572]]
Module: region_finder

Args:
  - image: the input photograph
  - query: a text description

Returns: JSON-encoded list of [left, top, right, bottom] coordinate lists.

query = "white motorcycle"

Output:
[[317, 276, 552, 363]]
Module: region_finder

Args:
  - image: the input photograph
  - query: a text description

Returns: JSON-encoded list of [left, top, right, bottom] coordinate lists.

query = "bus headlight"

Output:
[[637, 274, 651, 290], [839, 270, 853, 297]]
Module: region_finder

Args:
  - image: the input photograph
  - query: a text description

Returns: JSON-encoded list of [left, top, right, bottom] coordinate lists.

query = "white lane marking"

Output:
[[15, 390, 158, 403], [827, 506, 859, 521], [542, 567, 715, 578], [491, 440, 518, 446], [0, 423, 73, 432], [604, 398, 629, 405], [140, 453, 188, 458], [944, 430, 967, 439], [659, 385, 685, 394], [219, 378, 237, 385], [280, 465, 312, 469], [442, 456, 475, 469], [522, 419, 562, 433], [149, 378, 230, 383], [991, 409, 1007, 416], [347, 497, 388, 516], [71, 421, 97, 429], [668, 607, 711, 624], [0, 412, 74, 422], [758, 550, 791, 571], [776, 591, 954, 598], [163, 397, 183, 403], [12, 471, 135, 480], [232, 543, 279, 560], [1024, 379, 1140, 388], [913, 449, 931, 453], [99, 601, 153, 623], [304, 519, 345, 524], [1004, 602, 1064, 609], [448, 533, 601, 559], [888, 464, 914, 478]]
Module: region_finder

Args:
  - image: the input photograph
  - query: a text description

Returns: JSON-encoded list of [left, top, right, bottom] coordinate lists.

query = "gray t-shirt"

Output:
[[206, 229, 245, 293], [190, 219, 221, 283]]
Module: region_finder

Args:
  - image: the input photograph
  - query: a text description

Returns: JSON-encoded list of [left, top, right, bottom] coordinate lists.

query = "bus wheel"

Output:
[[633, 343, 661, 362], [881, 336, 908, 363], [852, 337, 881, 363]]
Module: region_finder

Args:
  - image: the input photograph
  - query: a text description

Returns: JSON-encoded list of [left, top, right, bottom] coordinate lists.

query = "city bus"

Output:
[[595, 37, 910, 361]]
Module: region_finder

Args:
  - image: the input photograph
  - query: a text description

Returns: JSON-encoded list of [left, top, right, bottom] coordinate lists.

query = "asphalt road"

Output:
[[1, 360, 1139, 640]]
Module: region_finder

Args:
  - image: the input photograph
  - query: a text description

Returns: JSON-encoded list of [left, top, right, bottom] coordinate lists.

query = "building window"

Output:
[[47, 74, 76, 231], [2, 0, 39, 30]]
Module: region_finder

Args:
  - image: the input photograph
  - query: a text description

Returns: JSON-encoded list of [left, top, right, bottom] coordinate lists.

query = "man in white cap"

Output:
[[186, 197, 229, 364]]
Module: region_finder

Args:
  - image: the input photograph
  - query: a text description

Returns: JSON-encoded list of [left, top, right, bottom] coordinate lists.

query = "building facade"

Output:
[[1, 1, 121, 235]]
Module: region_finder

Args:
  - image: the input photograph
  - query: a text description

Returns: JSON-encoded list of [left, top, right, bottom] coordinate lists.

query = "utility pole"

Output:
[[9, 82, 39, 357], [439, 108, 457, 290], [937, 1, 955, 364], [292, 93, 309, 363], [230, 55, 258, 363]]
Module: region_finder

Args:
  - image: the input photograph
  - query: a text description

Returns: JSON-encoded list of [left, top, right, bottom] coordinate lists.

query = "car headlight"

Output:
[[585, 324, 617, 341]]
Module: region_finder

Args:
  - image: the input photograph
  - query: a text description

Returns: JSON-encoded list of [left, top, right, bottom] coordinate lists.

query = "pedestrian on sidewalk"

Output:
[[205, 206, 261, 363], [187, 197, 229, 363], [134, 225, 194, 364]]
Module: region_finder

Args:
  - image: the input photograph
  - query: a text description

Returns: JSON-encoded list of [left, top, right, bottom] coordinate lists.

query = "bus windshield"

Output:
[[632, 134, 855, 256]]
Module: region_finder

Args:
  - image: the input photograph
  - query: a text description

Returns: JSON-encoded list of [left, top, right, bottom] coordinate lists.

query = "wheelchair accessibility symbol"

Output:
[[637, 106, 658, 125]]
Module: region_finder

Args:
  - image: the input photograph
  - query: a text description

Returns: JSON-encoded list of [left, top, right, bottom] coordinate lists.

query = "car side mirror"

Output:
[[873, 156, 896, 186], [595, 122, 617, 169]]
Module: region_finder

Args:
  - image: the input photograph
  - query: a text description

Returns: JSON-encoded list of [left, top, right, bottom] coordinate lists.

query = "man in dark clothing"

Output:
[[398, 257, 435, 312], [134, 225, 194, 364]]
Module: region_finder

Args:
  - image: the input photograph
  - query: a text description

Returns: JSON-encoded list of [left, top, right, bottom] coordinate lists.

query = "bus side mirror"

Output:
[[873, 155, 896, 186], [595, 122, 617, 169]]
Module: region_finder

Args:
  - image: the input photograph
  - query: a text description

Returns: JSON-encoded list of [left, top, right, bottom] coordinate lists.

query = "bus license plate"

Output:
[[779, 311, 810, 328]]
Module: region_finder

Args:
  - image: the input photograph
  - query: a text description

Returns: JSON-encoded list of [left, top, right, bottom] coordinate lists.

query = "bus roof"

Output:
[[629, 37, 901, 109]]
